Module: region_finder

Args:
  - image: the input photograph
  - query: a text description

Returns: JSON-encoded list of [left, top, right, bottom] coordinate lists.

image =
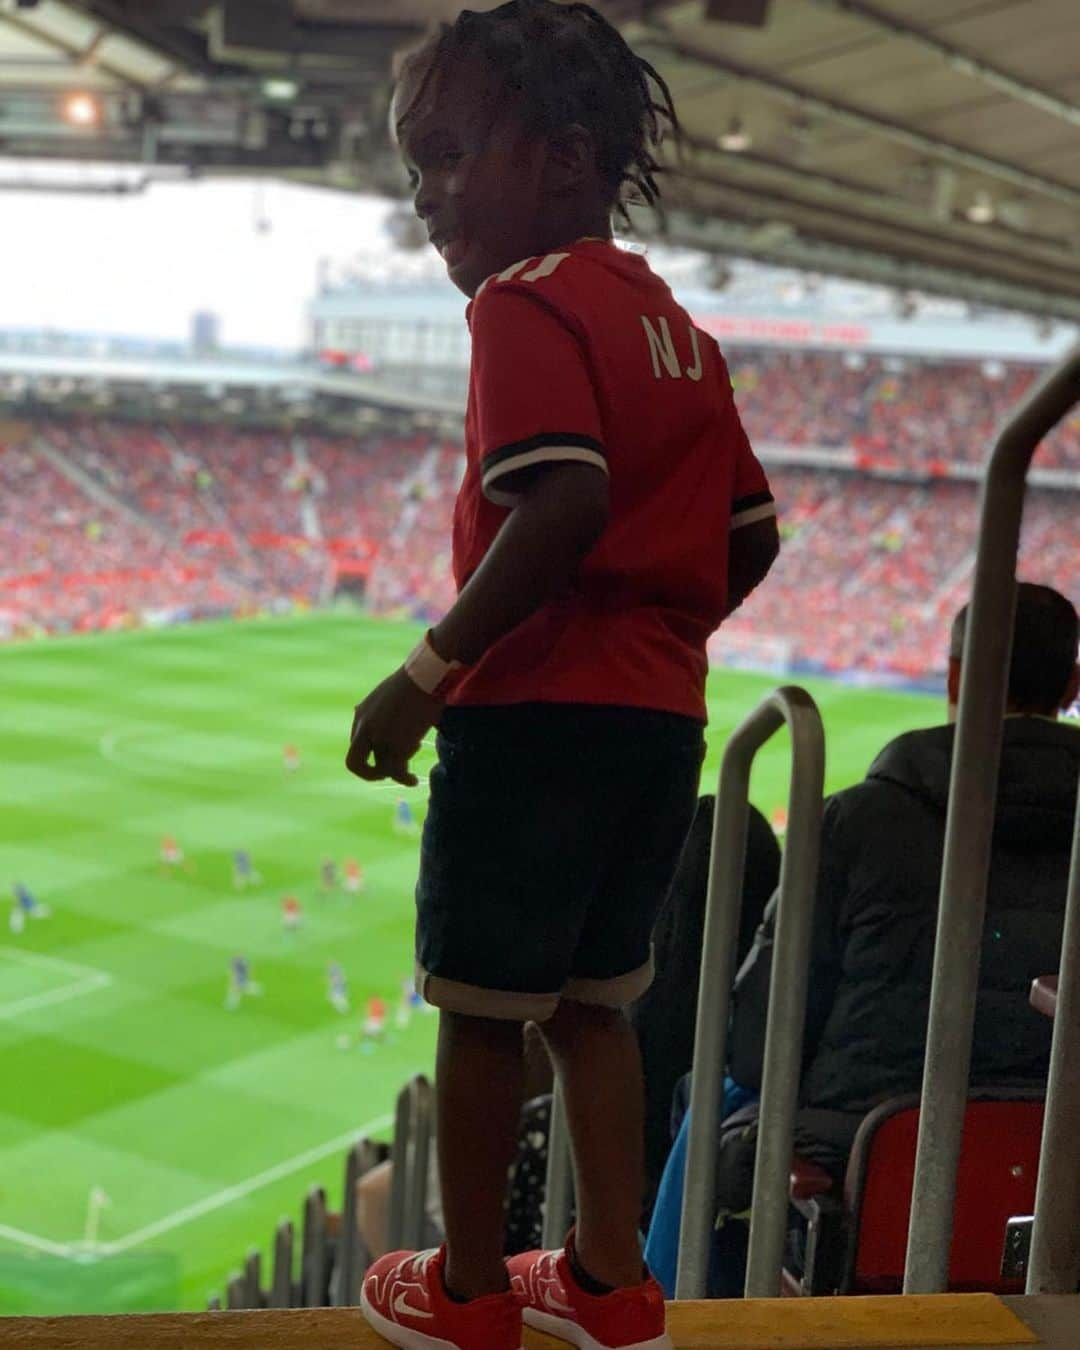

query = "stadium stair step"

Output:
[[2, 1294, 1077, 1350]]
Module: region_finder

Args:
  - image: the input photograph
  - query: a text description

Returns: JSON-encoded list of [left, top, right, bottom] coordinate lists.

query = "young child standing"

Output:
[[347, 4, 778, 1347]]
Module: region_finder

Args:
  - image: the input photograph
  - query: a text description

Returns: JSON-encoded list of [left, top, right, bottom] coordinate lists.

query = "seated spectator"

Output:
[[646, 582, 1079, 1295], [630, 796, 780, 1224]]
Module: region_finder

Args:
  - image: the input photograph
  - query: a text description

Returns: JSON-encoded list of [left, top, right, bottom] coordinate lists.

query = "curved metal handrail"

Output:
[[904, 342, 1080, 1293], [676, 685, 826, 1299]]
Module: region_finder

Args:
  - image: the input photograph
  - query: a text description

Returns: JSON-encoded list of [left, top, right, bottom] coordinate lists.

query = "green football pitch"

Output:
[[0, 612, 938, 1314]]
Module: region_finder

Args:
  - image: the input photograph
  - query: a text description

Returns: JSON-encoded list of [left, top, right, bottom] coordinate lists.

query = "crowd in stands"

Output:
[[0, 431, 248, 635], [0, 420, 446, 637], [1, 344, 1075, 676], [363, 463, 1073, 678], [727, 348, 1080, 471]]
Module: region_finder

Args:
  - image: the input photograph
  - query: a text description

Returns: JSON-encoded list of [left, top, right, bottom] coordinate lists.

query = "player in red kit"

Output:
[[281, 895, 302, 934], [343, 858, 365, 895], [347, 5, 778, 1348]]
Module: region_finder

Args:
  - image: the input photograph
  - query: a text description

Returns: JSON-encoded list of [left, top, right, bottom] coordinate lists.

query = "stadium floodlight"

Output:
[[718, 117, 752, 153], [965, 192, 996, 225], [63, 93, 102, 129], [262, 77, 299, 101]]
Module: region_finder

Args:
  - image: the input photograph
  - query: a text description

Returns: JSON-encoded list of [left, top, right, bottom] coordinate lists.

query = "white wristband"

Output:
[[404, 631, 465, 698]]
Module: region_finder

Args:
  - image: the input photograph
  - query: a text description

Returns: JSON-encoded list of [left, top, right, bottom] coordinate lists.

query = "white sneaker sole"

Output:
[[360, 1285, 524, 1350], [523, 1306, 673, 1350]]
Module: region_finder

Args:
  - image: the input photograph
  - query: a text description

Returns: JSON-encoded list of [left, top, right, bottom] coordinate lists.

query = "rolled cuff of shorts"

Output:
[[563, 951, 655, 1009], [417, 964, 561, 1022]]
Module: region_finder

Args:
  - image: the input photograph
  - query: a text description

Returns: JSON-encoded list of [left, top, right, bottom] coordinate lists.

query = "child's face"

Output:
[[394, 56, 550, 298]]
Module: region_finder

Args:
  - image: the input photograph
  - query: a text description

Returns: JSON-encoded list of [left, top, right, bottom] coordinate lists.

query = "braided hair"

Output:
[[395, 0, 681, 227]]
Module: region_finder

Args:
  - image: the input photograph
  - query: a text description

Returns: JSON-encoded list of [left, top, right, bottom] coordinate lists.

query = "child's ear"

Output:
[[544, 123, 596, 194]]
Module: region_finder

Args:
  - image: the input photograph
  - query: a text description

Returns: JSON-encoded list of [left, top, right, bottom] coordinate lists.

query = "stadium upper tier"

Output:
[[1, 336, 1077, 482], [726, 348, 1079, 477], [2, 404, 1075, 680]]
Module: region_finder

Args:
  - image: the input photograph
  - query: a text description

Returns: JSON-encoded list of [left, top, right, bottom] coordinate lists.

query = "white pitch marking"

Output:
[[0, 1113, 396, 1260], [0, 948, 113, 1020], [0, 1223, 77, 1258], [0, 977, 112, 1020], [102, 1112, 395, 1255], [98, 727, 150, 778], [0, 946, 112, 981]]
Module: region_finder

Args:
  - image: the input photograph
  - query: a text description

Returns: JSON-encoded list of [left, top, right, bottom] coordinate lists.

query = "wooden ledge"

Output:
[[2, 1292, 1071, 1350]]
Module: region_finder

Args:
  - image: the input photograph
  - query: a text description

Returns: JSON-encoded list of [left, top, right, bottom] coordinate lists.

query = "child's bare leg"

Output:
[[540, 999, 645, 1289], [437, 1009, 524, 1300]]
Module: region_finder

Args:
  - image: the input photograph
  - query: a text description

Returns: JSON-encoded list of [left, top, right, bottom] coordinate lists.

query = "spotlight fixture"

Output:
[[718, 117, 751, 153], [62, 92, 101, 128], [965, 192, 995, 225], [262, 78, 299, 101]]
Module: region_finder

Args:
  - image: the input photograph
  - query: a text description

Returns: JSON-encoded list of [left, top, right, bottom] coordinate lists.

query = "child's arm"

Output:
[[346, 460, 608, 786], [725, 516, 779, 619], [431, 460, 609, 666]]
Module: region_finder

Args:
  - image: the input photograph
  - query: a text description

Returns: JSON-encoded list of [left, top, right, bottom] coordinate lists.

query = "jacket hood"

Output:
[[867, 717, 1079, 852]]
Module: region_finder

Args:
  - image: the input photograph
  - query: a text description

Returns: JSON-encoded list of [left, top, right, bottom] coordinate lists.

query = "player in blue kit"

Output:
[[393, 797, 418, 835], [327, 961, 351, 1015], [232, 848, 261, 890], [10, 882, 50, 935], [225, 954, 261, 1011]]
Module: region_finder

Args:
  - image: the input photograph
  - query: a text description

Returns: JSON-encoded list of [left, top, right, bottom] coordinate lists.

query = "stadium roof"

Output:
[[2, 0, 1078, 320]]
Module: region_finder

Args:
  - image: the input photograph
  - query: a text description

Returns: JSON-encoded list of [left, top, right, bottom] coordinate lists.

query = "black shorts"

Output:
[[415, 703, 704, 1021]]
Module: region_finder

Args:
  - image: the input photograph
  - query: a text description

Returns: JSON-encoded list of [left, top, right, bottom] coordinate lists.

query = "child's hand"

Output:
[[346, 668, 440, 787]]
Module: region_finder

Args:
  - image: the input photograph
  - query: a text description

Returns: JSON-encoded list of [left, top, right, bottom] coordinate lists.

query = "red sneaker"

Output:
[[361, 1246, 522, 1350], [507, 1237, 672, 1350]]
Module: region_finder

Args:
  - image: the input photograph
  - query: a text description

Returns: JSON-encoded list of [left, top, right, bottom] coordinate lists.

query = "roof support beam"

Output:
[[77, 1, 223, 79], [681, 134, 1077, 266], [671, 173, 1080, 303], [806, 0, 1080, 132], [628, 206, 1080, 323], [637, 25, 1080, 211], [0, 11, 147, 91]]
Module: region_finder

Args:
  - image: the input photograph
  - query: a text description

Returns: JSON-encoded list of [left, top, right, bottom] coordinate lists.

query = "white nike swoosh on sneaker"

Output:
[[541, 1286, 574, 1314], [393, 1289, 435, 1319]]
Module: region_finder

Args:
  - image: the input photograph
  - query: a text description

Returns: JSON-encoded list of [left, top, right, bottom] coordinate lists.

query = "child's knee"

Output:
[[542, 997, 627, 1053]]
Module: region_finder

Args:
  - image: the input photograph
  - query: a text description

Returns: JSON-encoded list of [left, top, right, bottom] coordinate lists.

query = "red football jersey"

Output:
[[449, 239, 774, 720]]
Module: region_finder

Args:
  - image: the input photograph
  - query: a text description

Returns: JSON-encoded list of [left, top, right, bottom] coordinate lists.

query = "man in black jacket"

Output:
[[729, 582, 1079, 1174]]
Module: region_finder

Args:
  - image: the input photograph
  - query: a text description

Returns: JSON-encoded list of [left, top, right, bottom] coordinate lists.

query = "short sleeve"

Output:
[[718, 357, 775, 530], [470, 283, 606, 506]]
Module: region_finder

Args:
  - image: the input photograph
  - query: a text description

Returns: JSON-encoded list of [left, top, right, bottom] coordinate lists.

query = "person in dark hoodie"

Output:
[[646, 582, 1078, 1296], [632, 796, 781, 1224]]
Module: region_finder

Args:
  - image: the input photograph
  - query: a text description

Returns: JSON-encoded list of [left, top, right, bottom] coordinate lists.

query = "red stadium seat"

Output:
[[784, 1090, 1045, 1296]]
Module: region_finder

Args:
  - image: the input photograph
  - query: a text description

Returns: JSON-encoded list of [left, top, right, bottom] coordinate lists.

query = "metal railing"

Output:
[[269, 1218, 294, 1309], [541, 1082, 575, 1249], [1028, 790, 1080, 1293], [332, 1137, 380, 1307], [241, 1251, 262, 1308], [676, 686, 826, 1299], [903, 341, 1080, 1293], [301, 1186, 329, 1307], [387, 1075, 435, 1252]]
